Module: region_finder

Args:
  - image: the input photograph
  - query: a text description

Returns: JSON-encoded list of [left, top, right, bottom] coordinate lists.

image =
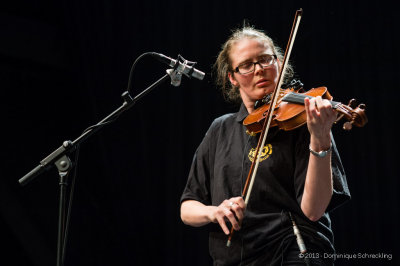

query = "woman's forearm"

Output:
[[180, 200, 217, 227], [301, 136, 333, 221]]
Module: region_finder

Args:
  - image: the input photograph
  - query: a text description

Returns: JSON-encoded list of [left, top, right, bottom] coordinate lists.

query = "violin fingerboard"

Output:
[[282, 92, 340, 108]]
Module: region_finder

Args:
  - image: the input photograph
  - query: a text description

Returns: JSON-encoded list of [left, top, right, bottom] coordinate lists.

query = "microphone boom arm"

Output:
[[18, 52, 204, 266]]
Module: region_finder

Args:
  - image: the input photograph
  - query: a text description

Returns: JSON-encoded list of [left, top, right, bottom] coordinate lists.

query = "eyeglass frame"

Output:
[[232, 54, 277, 75]]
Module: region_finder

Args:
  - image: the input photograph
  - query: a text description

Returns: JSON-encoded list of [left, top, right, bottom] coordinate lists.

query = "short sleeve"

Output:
[[180, 124, 216, 206], [326, 135, 351, 212]]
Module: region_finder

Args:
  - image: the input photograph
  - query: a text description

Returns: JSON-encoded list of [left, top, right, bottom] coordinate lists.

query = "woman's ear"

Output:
[[228, 72, 239, 87]]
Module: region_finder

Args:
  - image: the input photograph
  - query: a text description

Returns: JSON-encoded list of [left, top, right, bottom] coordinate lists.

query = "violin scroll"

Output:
[[335, 99, 368, 131]]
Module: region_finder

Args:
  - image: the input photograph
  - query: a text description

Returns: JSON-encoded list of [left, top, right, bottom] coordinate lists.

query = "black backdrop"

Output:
[[1, 0, 399, 265]]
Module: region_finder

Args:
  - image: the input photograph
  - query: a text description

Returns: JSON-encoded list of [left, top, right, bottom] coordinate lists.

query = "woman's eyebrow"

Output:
[[238, 54, 269, 66], [238, 59, 252, 65]]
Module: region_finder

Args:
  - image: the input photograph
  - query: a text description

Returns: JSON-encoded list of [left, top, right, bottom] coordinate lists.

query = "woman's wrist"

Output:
[[310, 134, 331, 152], [206, 206, 218, 223]]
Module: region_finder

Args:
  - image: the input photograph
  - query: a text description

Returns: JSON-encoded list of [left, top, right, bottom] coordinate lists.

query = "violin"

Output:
[[243, 86, 368, 135]]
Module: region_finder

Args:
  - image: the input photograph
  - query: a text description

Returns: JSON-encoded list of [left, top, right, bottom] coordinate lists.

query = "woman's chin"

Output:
[[255, 88, 273, 98]]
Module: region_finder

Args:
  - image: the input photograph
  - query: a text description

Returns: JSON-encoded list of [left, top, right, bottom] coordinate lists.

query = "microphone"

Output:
[[151, 52, 205, 81]]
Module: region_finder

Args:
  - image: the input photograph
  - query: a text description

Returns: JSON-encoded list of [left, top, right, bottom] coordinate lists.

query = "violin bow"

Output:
[[227, 8, 303, 247]]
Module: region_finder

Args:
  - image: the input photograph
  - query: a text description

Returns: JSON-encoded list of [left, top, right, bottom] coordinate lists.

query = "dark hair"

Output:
[[214, 26, 294, 103]]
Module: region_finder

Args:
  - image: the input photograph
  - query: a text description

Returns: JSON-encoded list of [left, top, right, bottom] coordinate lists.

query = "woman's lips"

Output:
[[256, 79, 270, 87]]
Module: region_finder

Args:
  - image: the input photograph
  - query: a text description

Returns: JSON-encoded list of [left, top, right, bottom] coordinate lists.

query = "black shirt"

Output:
[[181, 104, 350, 266]]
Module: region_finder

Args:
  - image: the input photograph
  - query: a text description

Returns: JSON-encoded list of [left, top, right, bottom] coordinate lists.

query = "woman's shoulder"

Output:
[[210, 104, 246, 129], [208, 112, 240, 132], [212, 112, 236, 124]]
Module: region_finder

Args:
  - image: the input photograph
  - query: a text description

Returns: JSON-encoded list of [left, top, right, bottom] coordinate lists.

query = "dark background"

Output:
[[1, 0, 398, 265]]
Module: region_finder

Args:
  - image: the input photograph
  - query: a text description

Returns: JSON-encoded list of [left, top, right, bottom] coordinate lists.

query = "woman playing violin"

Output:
[[180, 26, 350, 266]]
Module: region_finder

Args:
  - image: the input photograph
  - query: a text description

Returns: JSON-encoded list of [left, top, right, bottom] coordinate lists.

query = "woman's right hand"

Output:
[[210, 197, 246, 235]]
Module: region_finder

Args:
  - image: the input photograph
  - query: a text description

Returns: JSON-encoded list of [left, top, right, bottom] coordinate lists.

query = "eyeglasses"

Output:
[[233, 54, 277, 75]]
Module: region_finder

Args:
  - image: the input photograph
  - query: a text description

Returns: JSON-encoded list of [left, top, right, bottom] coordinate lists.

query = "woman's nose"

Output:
[[254, 63, 265, 74]]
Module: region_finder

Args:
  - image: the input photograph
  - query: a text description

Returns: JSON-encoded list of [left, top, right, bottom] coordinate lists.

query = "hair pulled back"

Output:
[[214, 26, 294, 103]]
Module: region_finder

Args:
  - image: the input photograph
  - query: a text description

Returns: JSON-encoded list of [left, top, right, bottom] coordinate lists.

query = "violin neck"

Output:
[[282, 92, 341, 109]]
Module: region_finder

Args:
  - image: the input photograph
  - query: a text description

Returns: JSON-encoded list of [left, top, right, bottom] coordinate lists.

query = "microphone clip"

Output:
[[167, 54, 198, 87]]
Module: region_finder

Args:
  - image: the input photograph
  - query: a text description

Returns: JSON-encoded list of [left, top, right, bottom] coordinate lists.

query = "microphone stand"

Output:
[[19, 67, 182, 266]]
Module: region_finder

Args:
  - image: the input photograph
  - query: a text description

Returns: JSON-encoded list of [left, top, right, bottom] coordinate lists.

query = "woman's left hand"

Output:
[[304, 96, 337, 148]]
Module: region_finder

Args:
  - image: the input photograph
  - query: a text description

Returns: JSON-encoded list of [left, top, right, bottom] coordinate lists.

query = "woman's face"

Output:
[[228, 38, 280, 108]]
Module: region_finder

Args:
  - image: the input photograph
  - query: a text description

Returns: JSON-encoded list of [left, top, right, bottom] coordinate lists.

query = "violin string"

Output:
[[284, 93, 356, 120], [335, 104, 351, 117], [284, 93, 349, 113]]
